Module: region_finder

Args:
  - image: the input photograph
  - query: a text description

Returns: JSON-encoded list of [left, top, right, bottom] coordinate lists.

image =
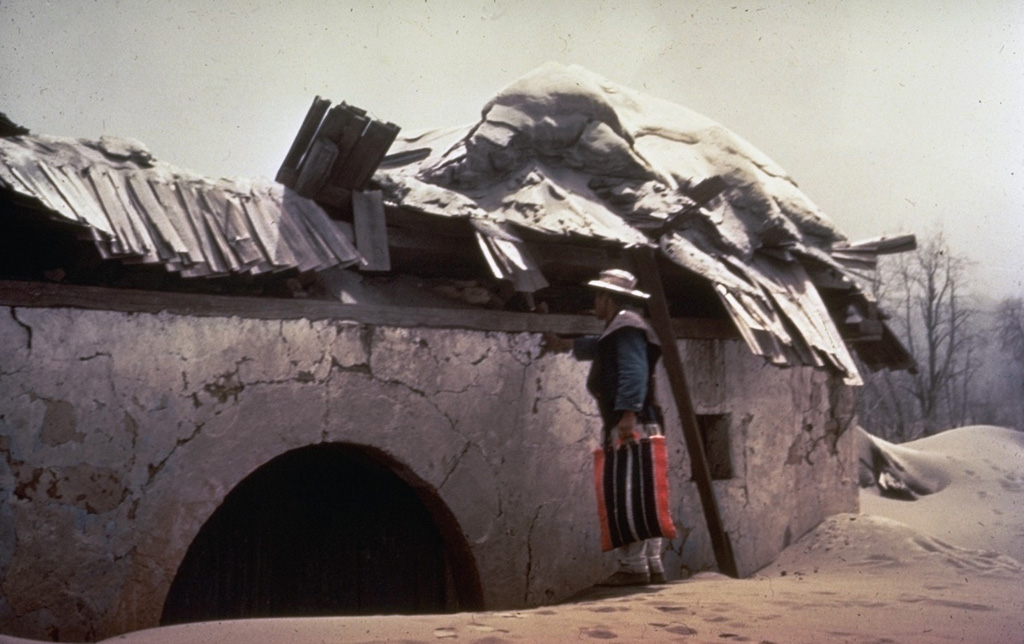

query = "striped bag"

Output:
[[593, 435, 676, 551]]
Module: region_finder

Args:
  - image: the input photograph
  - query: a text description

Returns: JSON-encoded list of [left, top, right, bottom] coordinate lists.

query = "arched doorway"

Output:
[[161, 443, 482, 624]]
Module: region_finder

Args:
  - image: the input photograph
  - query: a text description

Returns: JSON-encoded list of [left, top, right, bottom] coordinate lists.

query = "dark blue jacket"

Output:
[[573, 310, 662, 431]]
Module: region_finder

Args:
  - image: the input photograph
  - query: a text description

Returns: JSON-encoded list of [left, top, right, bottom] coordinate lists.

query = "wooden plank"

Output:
[[293, 138, 338, 199], [201, 208, 239, 273], [484, 235, 514, 276], [323, 114, 369, 189], [124, 174, 190, 260], [475, 231, 506, 280], [6, 163, 109, 249], [204, 198, 246, 273], [238, 192, 288, 270], [378, 147, 431, 168], [225, 193, 272, 272], [266, 188, 325, 272], [276, 96, 331, 187], [344, 120, 401, 190], [352, 190, 391, 271], [119, 174, 177, 264], [734, 276, 819, 367], [96, 167, 152, 258], [731, 256, 848, 372], [634, 246, 739, 578], [290, 194, 360, 266], [767, 261, 862, 384], [242, 189, 300, 270], [276, 167, 300, 189], [103, 168, 161, 264], [4, 161, 81, 224], [491, 237, 549, 292], [838, 233, 916, 255], [84, 168, 140, 256], [328, 119, 399, 191], [829, 251, 878, 270], [200, 189, 264, 268], [181, 183, 240, 273], [287, 200, 336, 270], [317, 103, 364, 141], [19, 161, 90, 225], [479, 233, 551, 293], [292, 103, 363, 198], [147, 179, 206, 271], [173, 181, 227, 273], [0, 161, 24, 193], [41, 163, 115, 235], [715, 284, 791, 364], [0, 279, 739, 340]]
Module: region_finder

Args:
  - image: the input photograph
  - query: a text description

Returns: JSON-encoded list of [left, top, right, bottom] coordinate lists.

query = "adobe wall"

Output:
[[0, 303, 857, 641]]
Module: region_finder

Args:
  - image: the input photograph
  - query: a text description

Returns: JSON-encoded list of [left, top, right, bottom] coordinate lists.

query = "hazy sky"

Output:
[[2, 0, 1022, 298]]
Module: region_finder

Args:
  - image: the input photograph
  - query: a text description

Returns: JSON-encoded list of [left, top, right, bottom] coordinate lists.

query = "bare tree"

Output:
[[856, 367, 917, 442], [854, 248, 915, 442], [857, 231, 982, 441], [993, 297, 1024, 428]]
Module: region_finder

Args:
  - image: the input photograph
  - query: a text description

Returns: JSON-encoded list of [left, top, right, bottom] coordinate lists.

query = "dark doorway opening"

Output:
[[161, 443, 481, 625]]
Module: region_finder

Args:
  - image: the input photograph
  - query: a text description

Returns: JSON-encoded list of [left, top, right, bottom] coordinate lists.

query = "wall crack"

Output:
[[439, 440, 472, 490], [523, 503, 544, 603], [145, 421, 205, 486]]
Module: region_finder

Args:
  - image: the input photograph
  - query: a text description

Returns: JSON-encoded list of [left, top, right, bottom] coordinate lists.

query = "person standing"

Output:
[[545, 268, 667, 586]]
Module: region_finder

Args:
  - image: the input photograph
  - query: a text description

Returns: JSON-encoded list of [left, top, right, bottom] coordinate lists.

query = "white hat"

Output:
[[587, 269, 650, 300]]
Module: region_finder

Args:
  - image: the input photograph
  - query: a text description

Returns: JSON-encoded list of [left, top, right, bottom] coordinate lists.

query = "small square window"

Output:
[[697, 414, 732, 480]]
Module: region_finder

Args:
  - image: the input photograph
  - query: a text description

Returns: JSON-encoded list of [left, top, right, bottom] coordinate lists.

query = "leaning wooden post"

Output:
[[633, 245, 739, 578]]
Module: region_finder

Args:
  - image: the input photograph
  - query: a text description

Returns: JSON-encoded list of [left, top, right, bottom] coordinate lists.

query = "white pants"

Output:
[[618, 537, 664, 574]]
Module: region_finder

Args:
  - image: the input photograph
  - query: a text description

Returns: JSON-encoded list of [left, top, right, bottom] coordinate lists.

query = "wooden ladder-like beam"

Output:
[[634, 246, 739, 578]]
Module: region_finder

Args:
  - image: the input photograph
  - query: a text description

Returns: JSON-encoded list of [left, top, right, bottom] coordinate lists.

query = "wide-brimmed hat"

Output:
[[587, 269, 650, 300]]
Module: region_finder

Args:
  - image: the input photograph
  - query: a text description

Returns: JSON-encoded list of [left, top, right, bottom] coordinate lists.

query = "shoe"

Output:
[[596, 570, 650, 587], [650, 570, 667, 584]]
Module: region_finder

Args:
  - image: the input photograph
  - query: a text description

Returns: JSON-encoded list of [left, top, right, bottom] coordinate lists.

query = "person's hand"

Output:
[[541, 332, 572, 355], [616, 410, 637, 444]]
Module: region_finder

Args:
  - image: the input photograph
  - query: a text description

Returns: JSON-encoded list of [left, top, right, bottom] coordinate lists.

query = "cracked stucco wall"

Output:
[[0, 304, 856, 641]]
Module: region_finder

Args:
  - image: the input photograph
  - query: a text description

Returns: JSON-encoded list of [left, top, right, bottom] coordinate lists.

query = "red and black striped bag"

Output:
[[593, 435, 676, 551]]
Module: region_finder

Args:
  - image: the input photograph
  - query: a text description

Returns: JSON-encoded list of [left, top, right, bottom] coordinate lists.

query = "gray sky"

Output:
[[2, 0, 1022, 298]]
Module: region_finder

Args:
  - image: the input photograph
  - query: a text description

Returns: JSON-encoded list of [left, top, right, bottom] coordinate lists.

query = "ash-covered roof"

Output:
[[374, 63, 914, 384], [0, 134, 361, 279], [0, 66, 914, 382]]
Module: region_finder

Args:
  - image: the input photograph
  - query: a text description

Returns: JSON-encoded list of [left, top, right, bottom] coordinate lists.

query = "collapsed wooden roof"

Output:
[[369, 63, 915, 384], [0, 134, 362, 280], [0, 66, 915, 382]]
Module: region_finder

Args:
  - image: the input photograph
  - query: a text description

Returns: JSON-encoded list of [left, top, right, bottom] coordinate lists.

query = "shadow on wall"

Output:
[[161, 443, 483, 624]]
